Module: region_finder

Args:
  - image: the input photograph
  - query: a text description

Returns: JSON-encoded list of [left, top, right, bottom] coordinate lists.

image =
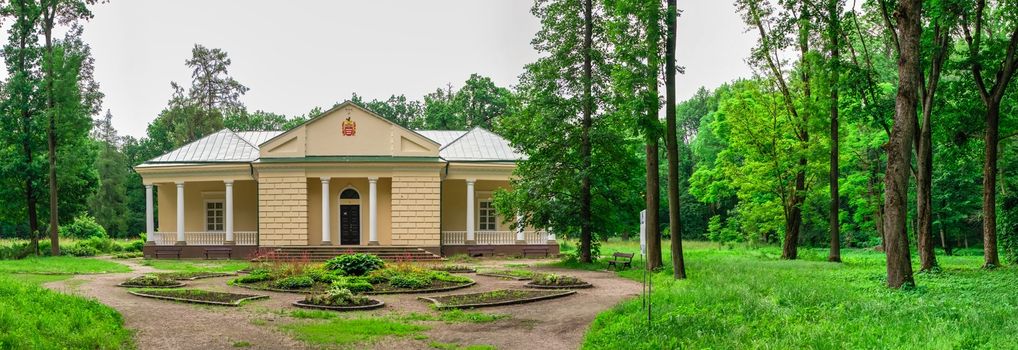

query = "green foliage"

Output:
[[330, 276, 374, 293], [59, 215, 107, 240], [232, 273, 271, 285], [122, 275, 178, 287], [141, 259, 249, 273], [531, 273, 584, 286], [0, 256, 129, 274], [280, 317, 428, 347], [324, 253, 384, 276], [303, 286, 374, 306], [388, 274, 432, 289], [0, 276, 132, 349], [270, 275, 314, 290]]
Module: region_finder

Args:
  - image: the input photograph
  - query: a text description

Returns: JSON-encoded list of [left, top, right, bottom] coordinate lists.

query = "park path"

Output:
[[44, 257, 642, 350]]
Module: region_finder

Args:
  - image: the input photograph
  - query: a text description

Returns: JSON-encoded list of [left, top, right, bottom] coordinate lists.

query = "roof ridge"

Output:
[[224, 128, 259, 149], [440, 126, 482, 151]]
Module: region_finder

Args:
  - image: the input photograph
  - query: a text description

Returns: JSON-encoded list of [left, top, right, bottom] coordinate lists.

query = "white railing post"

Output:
[[145, 184, 155, 245], [466, 179, 476, 244], [369, 177, 379, 245], [225, 180, 235, 245], [515, 214, 526, 244], [321, 177, 331, 245], [175, 182, 186, 245]]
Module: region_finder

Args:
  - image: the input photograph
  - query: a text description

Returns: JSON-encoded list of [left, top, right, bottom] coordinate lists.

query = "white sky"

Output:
[[62, 0, 755, 137]]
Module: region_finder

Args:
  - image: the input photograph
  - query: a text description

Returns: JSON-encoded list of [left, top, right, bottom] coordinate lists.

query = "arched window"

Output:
[[340, 188, 360, 199]]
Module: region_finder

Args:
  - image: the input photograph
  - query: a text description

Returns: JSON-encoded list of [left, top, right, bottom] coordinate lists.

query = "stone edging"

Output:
[[117, 282, 186, 289], [524, 282, 593, 289], [165, 273, 236, 281], [231, 283, 316, 294], [418, 289, 576, 309], [292, 300, 385, 311], [128, 290, 268, 307]]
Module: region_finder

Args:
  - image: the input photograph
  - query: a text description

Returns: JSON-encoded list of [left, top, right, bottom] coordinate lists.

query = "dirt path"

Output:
[[45, 258, 641, 350]]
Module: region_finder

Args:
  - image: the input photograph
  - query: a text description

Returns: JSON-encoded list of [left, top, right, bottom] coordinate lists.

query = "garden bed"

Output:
[[117, 275, 185, 288], [525, 273, 592, 289], [419, 289, 576, 309], [525, 281, 592, 289], [129, 289, 268, 306], [430, 265, 477, 274], [292, 299, 385, 311], [231, 280, 324, 294], [152, 271, 234, 280], [363, 281, 475, 295], [475, 269, 534, 281]]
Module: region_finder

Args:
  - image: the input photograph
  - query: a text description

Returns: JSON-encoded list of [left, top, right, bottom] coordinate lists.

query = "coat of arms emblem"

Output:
[[342, 117, 356, 136]]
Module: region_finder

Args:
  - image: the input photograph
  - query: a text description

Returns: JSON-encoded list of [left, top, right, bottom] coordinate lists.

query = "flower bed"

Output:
[[117, 275, 185, 288], [430, 265, 477, 274], [524, 273, 592, 289], [475, 269, 535, 281], [292, 286, 385, 311], [229, 256, 473, 295], [419, 289, 576, 309], [152, 271, 233, 280], [129, 289, 267, 306], [362, 264, 475, 294]]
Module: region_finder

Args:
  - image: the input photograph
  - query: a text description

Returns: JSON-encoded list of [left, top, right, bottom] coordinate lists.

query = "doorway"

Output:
[[339, 188, 361, 245]]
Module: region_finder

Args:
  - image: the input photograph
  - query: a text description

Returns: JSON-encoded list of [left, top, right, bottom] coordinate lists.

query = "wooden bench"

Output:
[[606, 252, 634, 270], [154, 247, 183, 259], [467, 246, 496, 257], [521, 246, 550, 257], [204, 247, 233, 259]]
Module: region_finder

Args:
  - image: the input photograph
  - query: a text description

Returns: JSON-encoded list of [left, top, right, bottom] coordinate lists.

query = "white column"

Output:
[[321, 177, 331, 245], [225, 180, 235, 244], [466, 179, 476, 244], [175, 182, 185, 245], [368, 177, 379, 245], [515, 213, 525, 244], [145, 184, 155, 244]]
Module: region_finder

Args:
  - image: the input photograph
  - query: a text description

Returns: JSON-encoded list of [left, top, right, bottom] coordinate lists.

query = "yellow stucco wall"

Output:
[[440, 179, 514, 232], [155, 180, 258, 232], [258, 172, 309, 246], [307, 177, 393, 246], [392, 175, 441, 246]]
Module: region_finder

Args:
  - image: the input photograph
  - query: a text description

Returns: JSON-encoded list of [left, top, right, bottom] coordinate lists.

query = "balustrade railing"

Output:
[[153, 231, 258, 246], [441, 230, 553, 245]]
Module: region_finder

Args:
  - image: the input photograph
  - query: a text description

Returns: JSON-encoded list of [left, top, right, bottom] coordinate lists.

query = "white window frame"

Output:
[[204, 199, 225, 232], [477, 199, 497, 231]]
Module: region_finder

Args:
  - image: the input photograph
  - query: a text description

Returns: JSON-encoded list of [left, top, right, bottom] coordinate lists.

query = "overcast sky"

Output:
[[68, 0, 756, 137]]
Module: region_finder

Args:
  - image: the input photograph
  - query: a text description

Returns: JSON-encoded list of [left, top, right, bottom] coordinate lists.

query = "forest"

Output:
[[3, 0, 1018, 290]]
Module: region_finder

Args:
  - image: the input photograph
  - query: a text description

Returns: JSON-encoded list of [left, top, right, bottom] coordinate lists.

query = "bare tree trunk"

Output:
[[43, 12, 59, 257], [665, 0, 686, 279], [982, 104, 1001, 267], [783, 164, 805, 260], [578, 0, 594, 263], [828, 0, 842, 262], [916, 110, 935, 270], [883, 0, 920, 289], [647, 142, 662, 269]]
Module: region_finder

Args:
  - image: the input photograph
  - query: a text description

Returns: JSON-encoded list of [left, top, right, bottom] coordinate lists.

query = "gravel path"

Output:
[[44, 258, 642, 350]]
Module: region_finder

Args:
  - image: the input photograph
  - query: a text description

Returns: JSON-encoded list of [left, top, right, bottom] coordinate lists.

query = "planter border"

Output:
[[475, 273, 531, 281], [433, 268, 476, 274], [292, 300, 385, 311], [129, 290, 268, 306], [117, 282, 186, 289], [232, 283, 317, 294], [363, 281, 476, 295], [524, 282, 593, 289], [155, 272, 236, 281], [419, 289, 576, 309]]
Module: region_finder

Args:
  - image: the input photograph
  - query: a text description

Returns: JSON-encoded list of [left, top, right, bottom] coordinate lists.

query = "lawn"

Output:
[[0, 256, 133, 349], [566, 240, 1018, 349], [141, 258, 250, 273]]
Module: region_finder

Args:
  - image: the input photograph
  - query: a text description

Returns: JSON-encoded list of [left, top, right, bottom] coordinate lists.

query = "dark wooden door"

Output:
[[340, 205, 360, 245]]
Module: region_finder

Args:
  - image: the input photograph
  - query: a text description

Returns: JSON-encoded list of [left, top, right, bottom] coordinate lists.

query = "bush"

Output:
[[233, 273, 271, 284], [122, 275, 178, 287], [324, 253, 385, 276], [303, 286, 373, 306], [432, 272, 472, 284], [388, 275, 432, 289], [271, 276, 314, 290], [120, 240, 145, 253], [59, 215, 108, 240], [331, 276, 374, 293], [63, 245, 101, 257], [303, 267, 342, 284], [532, 273, 584, 286]]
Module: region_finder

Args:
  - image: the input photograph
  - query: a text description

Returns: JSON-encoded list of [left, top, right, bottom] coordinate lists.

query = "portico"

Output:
[[134, 101, 558, 259]]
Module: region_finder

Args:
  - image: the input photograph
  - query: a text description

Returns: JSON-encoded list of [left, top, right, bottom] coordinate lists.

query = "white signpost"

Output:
[[639, 210, 647, 256]]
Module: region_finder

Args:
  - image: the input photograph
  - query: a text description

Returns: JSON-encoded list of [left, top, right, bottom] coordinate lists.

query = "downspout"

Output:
[[250, 162, 259, 248], [440, 161, 450, 253]]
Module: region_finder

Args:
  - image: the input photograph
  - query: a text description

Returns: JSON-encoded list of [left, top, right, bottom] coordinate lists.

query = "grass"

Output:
[[0, 256, 130, 274], [232, 340, 252, 347], [142, 258, 250, 273], [0, 270, 133, 349], [429, 341, 497, 350], [565, 240, 1018, 349], [398, 309, 509, 324], [280, 317, 428, 347]]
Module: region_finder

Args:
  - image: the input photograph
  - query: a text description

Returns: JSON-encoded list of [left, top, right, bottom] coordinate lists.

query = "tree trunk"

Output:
[[578, 0, 594, 263], [782, 163, 805, 260], [982, 103, 1000, 267], [24, 117, 40, 255], [883, 0, 920, 289], [665, 0, 686, 279], [646, 141, 662, 270], [828, 0, 842, 263], [43, 16, 59, 257], [916, 91, 936, 271]]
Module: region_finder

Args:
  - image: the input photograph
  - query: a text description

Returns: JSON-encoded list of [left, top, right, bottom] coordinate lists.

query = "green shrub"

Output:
[[271, 275, 314, 290], [532, 273, 584, 286], [433, 272, 472, 284], [233, 273, 271, 284], [388, 274, 432, 289], [121, 239, 145, 252], [59, 215, 108, 240], [302, 266, 342, 284], [324, 253, 385, 276], [303, 286, 373, 306], [331, 276, 374, 293], [122, 275, 178, 287]]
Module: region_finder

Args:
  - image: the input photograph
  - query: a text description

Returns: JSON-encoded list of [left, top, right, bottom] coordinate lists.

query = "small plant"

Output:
[[302, 266, 342, 284], [113, 252, 143, 259], [303, 286, 374, 306], [59, 215, 108, 239], [324, 253, 385, 276], [233, 272, 271, 284], [331, 276, 374, 293], [531, 273, 584, 286], [271, 276, 314, 290], [430, 264, 476, 273], [122, 275, 180, 287], [389, 275, 432, 289]]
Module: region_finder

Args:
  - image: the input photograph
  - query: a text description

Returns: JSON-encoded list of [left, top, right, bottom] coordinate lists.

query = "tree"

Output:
[[961, 0, 1018, 268], [88, 110, 129, 237], [664, 0, 686, 278], [883, 0, 922, 288], [827, 0, 844, 263], [579, 0, 595, 263]]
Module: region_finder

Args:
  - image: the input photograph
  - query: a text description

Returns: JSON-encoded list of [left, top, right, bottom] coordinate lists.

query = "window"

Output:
[[478, 200, 496, 230], [205, 200, 224, 231]]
